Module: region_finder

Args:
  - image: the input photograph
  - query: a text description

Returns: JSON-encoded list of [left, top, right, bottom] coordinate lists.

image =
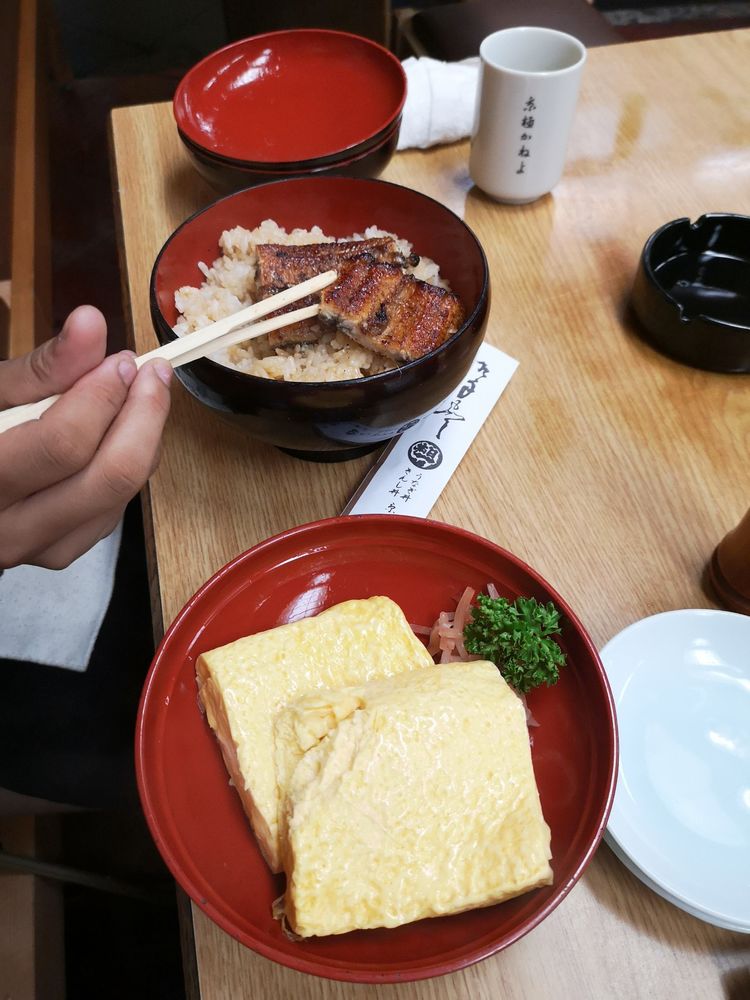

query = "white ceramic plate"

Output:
[[600, 609, 750, 933], [604, 832, 750, 933]]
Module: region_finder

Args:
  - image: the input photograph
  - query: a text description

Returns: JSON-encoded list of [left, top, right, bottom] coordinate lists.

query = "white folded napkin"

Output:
[[0, 519, 123, 672], [397, 56, 479, 151]]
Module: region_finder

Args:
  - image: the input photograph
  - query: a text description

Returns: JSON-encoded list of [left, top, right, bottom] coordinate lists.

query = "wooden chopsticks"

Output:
[[0, 269, 337, 436]]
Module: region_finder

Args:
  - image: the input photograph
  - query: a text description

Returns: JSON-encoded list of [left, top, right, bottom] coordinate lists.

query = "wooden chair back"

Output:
[[0, 0, 52, 361]]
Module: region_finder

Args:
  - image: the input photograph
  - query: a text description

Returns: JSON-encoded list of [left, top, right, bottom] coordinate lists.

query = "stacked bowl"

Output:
[[173, 29, 407, 192]]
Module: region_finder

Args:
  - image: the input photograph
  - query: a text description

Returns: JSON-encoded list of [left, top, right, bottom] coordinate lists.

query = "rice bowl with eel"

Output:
[[149, 176, 490, 458], [173, 220, 461, 383]]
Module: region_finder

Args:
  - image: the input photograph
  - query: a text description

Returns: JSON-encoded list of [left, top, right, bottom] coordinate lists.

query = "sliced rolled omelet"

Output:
[[278, 660, 553, 937], [195, 596, 434, 873]]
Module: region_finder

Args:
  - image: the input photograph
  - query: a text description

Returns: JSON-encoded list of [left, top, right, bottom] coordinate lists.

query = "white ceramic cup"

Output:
[[469, 26, 586, 204]]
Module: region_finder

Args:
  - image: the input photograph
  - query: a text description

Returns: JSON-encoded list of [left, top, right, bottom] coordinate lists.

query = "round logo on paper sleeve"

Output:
[[408, 440, 443, 470]]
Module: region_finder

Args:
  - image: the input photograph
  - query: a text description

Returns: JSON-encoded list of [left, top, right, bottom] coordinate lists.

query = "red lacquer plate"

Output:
[[173, 30, 407, 166], [136, 515, 618, 983]]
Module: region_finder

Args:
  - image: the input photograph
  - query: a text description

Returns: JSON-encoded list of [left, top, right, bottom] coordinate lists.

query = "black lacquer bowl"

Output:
[[632, 213, 750, 373], [150, 177, 490, 460]]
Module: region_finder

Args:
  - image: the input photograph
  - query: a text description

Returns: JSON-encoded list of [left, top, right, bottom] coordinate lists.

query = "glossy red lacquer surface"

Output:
[[136, 516, 618, 983], [173, 30, 407, 164]]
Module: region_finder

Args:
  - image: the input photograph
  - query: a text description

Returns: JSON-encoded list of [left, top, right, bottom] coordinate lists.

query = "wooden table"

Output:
[[110, 29, 750, 1000]]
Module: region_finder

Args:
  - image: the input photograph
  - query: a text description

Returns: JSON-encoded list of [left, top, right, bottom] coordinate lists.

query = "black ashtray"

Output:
[[631, 213, 750, 373]]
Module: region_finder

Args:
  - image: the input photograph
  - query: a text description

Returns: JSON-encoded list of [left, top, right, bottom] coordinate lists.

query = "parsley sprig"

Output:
[[463, 594, 566, 694]]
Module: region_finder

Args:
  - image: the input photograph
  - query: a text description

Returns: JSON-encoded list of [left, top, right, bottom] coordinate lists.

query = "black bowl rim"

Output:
[[640, 211, 750, 333], [173, 28, 407, 169], [176, 114, 402, 174], [149, 175, 491, 393]]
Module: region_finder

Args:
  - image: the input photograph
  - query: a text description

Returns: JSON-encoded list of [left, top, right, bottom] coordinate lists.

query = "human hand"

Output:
[[0, 305, 172, 570]]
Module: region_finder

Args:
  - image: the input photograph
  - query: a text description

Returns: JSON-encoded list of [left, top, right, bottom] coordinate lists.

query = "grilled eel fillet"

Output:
[[319, 258, 465, 362], [256, 238, 415, 348]]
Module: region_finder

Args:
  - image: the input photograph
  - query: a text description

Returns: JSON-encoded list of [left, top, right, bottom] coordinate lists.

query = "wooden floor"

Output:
[[0, 817, 64, 1000], [0, 810, 184, 999]]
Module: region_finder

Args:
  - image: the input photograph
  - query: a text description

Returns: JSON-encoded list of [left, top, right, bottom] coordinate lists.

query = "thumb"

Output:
[[0, 305, 108, 409]]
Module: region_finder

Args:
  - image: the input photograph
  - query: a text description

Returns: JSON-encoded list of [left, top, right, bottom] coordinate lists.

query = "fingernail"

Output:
[[118, 355, 137, 387], [152, 360, 173, 387]]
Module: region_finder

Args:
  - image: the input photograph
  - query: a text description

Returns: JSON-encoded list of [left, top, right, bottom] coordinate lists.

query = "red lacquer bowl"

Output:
[[149, 176, 490, 460], [136, 515, 618, 983], [173, 30, 407, 168]]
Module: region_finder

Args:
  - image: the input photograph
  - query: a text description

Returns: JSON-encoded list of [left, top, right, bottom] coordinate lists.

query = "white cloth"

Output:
[[0, 520, 123, 672], [397, 56, 479, 151]]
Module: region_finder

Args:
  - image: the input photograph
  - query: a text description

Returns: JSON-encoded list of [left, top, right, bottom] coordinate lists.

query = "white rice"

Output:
[[173, 220, 445, 382]]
